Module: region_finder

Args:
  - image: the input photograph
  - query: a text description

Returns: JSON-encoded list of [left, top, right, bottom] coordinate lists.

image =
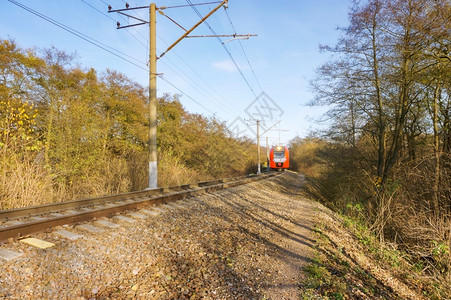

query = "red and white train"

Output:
[[269, 145, 289, 170]]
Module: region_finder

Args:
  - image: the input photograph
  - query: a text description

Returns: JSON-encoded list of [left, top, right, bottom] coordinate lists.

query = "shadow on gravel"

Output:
[[221, 195, 316, 246], [197, 198, 313, 265], [119, 174, 316, 299], [236, 189, 315, 234], [268, 172, 306, 197]]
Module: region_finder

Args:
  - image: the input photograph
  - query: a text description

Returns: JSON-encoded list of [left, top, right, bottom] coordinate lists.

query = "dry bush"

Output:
[[298, 139, 451, 297], [126, 150, 148, 191], [69, 157, 134, 199], [370, 153, 451, 298], [0, 155, 63, 209], [157, 152, 210, 187], [289, 139, 374, 215], [312, 143, 370, 211], [289, 137, 329, 177], [391, 157, 449, 252]]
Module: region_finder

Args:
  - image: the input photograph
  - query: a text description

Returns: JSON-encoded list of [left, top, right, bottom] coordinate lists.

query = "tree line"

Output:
[[289, 0, 450, 297], [0, 39, 257, 209]]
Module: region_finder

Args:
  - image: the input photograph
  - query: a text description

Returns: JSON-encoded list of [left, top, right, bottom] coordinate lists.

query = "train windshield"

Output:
[[274, 151, 285, 158]]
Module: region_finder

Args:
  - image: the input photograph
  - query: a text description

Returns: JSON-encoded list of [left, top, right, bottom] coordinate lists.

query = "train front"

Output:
[[269, 145, 289, 170]]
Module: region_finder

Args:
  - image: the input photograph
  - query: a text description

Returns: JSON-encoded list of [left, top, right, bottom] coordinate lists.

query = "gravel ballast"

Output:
[[0, 172, 316, 299]]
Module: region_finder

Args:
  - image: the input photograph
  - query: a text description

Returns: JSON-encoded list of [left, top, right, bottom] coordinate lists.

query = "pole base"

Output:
[[148, 161, 158, 189]]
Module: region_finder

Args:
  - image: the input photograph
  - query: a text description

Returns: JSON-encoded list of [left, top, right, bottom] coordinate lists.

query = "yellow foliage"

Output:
[[289, 137, 328, 178], [0, 97, 38, 151]]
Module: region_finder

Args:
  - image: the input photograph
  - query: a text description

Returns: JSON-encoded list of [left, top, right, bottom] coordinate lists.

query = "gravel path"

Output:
[[0, 172, 316, 299]]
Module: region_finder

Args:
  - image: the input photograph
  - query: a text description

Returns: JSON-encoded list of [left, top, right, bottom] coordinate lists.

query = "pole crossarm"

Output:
[[158, 10, 187, 31], [117, 22, 147, 29], [108, 6, 149, 13], [117, 12, 147, 23], [109, 1, 255, 57], [108, 5, 150, 30], [159, 2, 223, 10], [186, 34, 257, 38], [158, 0, 228, 59], [261, 120, 281, 136]]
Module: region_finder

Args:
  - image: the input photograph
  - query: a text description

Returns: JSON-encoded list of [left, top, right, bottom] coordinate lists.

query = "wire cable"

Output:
[[185, 0, 258, 99], [160, 76, 217, 116], [82, 0, 148, 49], [8, 0, 148, 72], [159, 58, 236, 117], [8, 0, 238, 121], [224, 7, 263, 93], [156, 35, 238, 117], [186, 0, 272, 121], [86, 1, 233, 118], [102, 0, 243, 118]]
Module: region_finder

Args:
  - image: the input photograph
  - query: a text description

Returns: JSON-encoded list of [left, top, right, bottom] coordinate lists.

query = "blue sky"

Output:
[[1, 0, 350, 146]]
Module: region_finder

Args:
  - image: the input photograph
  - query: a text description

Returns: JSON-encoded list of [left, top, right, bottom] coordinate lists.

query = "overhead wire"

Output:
[[207, 2, 228, 35], [92, 1, 234, 118], [159, 76, 217, 115], [8, 0, 269, 150], [7, 0, 222, 117], [158, 58, 236, 117], [224, 7, 263, 93], [9, 0, 251, 122], [156, 34, 238, 117], [185, 0, 258, 99], [96, 0, 247, 119], [185, 0, 272, 122], [188, 1, 282, 140], [82, 0, 147, 49], [101, 0, 236, 118], [7, 0, 148, 71], [84, 0, 230, 117]]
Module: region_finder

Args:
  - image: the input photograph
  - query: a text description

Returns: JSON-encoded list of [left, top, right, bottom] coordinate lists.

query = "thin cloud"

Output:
[[212, 60, 248, 72]]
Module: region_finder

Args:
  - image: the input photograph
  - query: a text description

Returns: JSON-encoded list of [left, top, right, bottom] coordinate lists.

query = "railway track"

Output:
[[0, 171, 316, 299], [0, 173, 277, 243]]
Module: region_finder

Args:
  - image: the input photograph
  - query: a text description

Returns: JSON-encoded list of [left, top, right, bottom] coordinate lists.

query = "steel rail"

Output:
[[0, 173, 277, 242], [0, 175, 252, 220]]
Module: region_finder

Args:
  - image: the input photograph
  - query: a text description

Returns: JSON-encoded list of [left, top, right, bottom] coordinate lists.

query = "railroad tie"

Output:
[[20, 238, 55, 249], [95, 220, 120, 228], [128, 212, 147, 219], [76, 224, 105, 233], [54, 229, 83, 240], [0, 248, 23, 261], [113, 215, 136, 223], [140, 209, 160, 216]]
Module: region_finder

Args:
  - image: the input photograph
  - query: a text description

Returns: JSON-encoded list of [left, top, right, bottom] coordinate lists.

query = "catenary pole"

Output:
[[266, 136, 269, 171], [148, 3, 157, 189], [109, 0, 250, 188], [257, 120, 261, 175]]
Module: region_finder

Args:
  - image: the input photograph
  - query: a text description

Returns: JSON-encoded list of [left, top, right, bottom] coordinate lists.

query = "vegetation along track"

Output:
[[0, 173, 278, 242]]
